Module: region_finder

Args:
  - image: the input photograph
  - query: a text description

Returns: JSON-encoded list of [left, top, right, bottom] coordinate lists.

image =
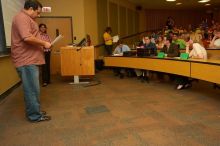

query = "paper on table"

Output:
[[51, 34, 64, 45], [112, 35, 119, 43]]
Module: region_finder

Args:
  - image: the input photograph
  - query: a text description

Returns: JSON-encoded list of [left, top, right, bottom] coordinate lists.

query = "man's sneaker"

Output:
[[30, 115, 51, 123], [177, 84, 184, 90], [184, 83, 192, 89]]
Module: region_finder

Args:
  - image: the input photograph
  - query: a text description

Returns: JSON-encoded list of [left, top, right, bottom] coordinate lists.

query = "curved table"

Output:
[[104, 56, 220, 84]]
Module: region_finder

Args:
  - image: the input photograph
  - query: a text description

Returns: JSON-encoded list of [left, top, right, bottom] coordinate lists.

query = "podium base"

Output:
[[69, 76, 90, 85]]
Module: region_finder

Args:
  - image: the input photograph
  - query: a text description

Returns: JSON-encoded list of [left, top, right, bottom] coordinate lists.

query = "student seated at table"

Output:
[[137, 35, 157, 55], [112, 40, 131, 79], [156, 35, 165, 50], [209, 29, 220, 49], [186, 32, 207, 59], [135, 36, 157, 82], [172, 33, 186, 50], [112, 40, 130, 55], [157, 38, 179, 82], [176, 32, 207, 90], [160, 38, 179, 57]]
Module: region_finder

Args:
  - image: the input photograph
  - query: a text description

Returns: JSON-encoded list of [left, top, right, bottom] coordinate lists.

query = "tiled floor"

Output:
[[0, 70, 220, 146]]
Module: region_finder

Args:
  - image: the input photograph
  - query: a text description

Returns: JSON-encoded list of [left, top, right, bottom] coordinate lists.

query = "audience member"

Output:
[[156, 35, 164, 50], [161, 38, 179, 57], [135, 36, 157, 82], [172, 33, 186, 49], [166, 16, 175, 29], [209, 29, 220, 49], [176, 32, 207, 90], [186, 33, 207, 59], [112, 40, 131, 78]]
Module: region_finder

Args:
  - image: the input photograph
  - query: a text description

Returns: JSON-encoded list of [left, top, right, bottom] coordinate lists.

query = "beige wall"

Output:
[[0, 57, 20, 95], [138, 10, 147, 32], [39, 0, 85, 43], [84, 0, 98, 45]]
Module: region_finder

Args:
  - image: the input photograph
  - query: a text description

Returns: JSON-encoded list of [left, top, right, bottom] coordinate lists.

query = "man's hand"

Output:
[[44, 42, 52, 49]]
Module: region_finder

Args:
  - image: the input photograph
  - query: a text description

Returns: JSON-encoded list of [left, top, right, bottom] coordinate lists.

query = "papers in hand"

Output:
[[51, 34, 64, 45], [112, 35, 119, 43]]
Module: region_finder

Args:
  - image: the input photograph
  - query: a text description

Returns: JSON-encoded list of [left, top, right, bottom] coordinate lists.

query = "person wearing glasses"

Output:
[[11, 0, 51, 122]]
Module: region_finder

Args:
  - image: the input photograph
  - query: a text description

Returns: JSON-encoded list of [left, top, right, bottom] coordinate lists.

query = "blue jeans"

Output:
[[16, 65, 42, 121]]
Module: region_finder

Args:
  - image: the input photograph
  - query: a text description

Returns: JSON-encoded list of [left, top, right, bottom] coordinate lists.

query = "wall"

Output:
[[84, 0, 98, 45], [0, 57, 20, 95], [145, 9, 211, 31], [39, 0, 85, 43]]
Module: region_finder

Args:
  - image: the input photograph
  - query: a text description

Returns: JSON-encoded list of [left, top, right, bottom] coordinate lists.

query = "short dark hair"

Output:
[[144, 35, 151, 39], [105, 27, 112, 33], [39, 23, 47, 29], [116, 39, 123, 45], [24, 0, 43, 10], [39, 23, 47, 33]]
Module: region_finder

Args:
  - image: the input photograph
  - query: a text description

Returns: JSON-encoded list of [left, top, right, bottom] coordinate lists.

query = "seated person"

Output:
[[137, 35, 157, 56], [157, 38, 179, 82], [176, 32, 207, 90], [160, 38, 179, 57], [156, 35, 165, 50], [172, 33, 186, 49], [209, 29, 220, 49], [135, 36, 157, 82], [186, 32, 207, 59], [112, 40, 131, 78], [112, 40, 130, 55]]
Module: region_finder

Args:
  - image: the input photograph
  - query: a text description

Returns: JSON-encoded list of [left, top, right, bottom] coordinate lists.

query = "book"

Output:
[[112, 35, 119, 43]]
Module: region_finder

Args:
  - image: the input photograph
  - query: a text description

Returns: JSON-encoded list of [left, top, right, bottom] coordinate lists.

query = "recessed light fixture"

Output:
[[205, 3, 211, 6], [166, 0, 176, 2], [176, 3, 182, 5], [198, 0, 210, 3]]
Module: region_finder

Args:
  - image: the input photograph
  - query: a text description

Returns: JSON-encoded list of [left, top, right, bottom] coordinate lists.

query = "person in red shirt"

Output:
[[11, 0, 51, 122]]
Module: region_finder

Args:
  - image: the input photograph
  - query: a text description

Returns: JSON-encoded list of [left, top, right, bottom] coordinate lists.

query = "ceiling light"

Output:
[[176, 3, 182, 5], [166, 0, 176, 2], [205, 3, 211, 6], [198, 0, 210, 3]]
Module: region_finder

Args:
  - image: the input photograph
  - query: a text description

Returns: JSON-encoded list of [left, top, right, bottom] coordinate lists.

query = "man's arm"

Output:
[[24, 36, 51, 49]]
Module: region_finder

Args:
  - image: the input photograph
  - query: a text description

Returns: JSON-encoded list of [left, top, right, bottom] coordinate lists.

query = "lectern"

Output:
[[60, 46, 95, 83]]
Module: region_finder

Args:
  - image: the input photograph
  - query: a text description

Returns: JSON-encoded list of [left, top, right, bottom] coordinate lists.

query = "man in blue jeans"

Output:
[[11, 0, 52, 122]]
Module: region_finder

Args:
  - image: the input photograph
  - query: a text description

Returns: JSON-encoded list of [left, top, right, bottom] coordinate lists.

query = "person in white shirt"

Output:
[[209, 29, 220, 49], [186, 33, 207, 60], [113, 40, 131, 78], [176, 32, 207, 90], [113, 41, 130, 55]]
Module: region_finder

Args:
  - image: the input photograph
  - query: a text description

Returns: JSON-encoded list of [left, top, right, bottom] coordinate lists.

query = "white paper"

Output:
[[112, 35, 119, 43], [51, 34, 64, 45]]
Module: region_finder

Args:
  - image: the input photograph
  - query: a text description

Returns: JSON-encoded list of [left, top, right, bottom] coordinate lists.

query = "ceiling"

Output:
[[127, 0, 220, 10]]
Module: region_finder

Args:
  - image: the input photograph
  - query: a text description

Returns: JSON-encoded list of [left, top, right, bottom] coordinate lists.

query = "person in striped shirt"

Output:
[[39, 23, 52, 87]]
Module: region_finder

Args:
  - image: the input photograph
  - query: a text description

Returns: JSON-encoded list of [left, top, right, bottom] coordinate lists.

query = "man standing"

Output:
[[11, 0, 51, 122]]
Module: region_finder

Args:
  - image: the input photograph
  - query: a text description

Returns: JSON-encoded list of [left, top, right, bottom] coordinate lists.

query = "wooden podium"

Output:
[[60, 46, 95, 83]]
